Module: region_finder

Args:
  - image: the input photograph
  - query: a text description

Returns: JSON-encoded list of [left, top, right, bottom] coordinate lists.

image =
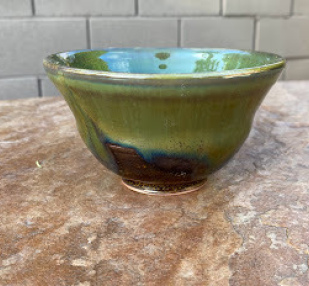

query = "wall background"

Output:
[[0, 0, 309, 100]]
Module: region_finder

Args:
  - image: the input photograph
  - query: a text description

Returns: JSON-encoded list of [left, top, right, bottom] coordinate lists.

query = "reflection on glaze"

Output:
[[50, 48, 282, 75], [155, 52, 171, 60]]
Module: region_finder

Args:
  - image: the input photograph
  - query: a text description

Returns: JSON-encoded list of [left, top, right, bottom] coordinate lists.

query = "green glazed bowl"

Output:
[[43, 48, 285, 195]]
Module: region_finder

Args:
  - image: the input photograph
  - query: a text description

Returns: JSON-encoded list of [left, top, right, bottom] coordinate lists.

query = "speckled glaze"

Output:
[[43, 48, 285, 195]]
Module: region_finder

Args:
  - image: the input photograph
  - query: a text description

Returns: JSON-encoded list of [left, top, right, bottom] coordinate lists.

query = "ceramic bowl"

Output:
[[44, 48, 285, 195]]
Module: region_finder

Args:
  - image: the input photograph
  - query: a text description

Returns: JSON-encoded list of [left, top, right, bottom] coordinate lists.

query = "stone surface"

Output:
[[286, 59, 309, 80], [90, 18, 178, 48], [0, 18, 87, 77], [223, 0, 291, 16], [257, 17, 309, 57], [0, 0, 32, 17], [0, 77, 38, 100], [139, 0, 220, 16], [294, 0, 309, 15], [34, 0, 135, 16], [0, 81, 308, 285], [182, 17, 254, 49]]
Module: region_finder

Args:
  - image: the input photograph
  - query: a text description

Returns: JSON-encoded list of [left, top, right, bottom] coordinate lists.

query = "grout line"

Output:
[[254, 18, 260, 51], [177, 19, 181, 47], [222, 14, 291, 18], [31, 0, 36, 16], [286, 56, 309, 60], [220, 0, 224, 16], [38, 78, 43, 98], [135, 0, 139, 16], [281, 69, 287, 81], [0, 14, 296, 20], [0, 75, 44, 80], [290, 0, 295, 16], [0, 15, 139, 20], [252, 17, 257, 50], [86, 18, 91, 49]]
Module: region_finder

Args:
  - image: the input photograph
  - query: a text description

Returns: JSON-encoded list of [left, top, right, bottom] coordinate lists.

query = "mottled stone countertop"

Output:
[[0, 81, 308, 286]]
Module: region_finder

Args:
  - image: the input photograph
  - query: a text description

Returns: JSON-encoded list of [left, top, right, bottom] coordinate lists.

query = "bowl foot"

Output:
[[122, 179, 206, 196]]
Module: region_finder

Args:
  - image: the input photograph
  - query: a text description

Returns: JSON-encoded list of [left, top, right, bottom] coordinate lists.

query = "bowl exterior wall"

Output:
[[46, 68, 282, 184]]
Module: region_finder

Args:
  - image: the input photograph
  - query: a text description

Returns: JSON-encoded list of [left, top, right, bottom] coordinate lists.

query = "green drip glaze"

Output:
[[44, 48, 285, 185]]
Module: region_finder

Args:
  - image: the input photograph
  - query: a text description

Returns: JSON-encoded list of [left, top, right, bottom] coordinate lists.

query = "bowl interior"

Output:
[[50, 48, 284, 75]]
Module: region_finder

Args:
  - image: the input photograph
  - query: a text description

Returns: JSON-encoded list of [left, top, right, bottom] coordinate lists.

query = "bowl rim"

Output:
[[43, 48, 286, 80]]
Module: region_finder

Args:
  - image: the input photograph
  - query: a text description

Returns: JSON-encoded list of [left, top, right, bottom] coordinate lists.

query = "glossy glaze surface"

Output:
[[47, 48, 284, 75], [44, 48, 285, 194]]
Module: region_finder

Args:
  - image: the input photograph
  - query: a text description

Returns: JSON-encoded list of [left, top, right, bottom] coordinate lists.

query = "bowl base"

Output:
[[122, 179, 206, 196]]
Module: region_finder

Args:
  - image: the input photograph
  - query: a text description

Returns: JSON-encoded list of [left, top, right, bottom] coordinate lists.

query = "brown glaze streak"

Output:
[[106, 143, 209, 184]]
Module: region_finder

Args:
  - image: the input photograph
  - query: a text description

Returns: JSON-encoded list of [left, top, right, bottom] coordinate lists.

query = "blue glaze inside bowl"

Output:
[[52, 48, 284, 75]]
